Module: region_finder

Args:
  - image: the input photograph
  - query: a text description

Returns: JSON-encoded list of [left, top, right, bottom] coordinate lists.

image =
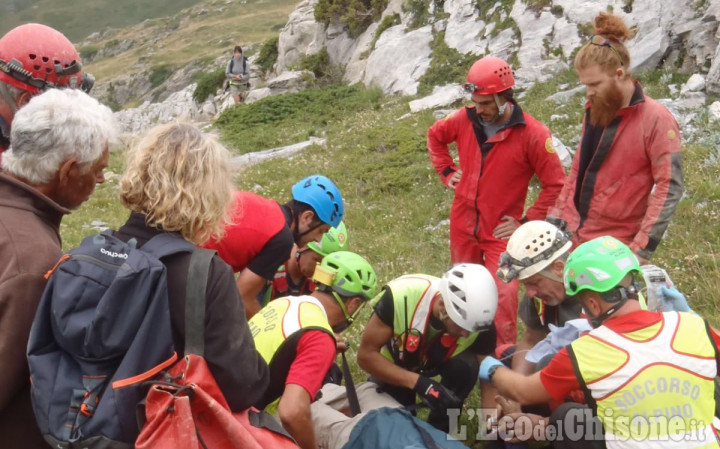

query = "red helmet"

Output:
[[464, 56, 515, 96], [0, 23, 86, 94]]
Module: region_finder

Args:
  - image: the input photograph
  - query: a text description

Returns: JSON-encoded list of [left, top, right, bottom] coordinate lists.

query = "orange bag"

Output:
[[136, 354, 298, 449], [135, 249, 298, 449]]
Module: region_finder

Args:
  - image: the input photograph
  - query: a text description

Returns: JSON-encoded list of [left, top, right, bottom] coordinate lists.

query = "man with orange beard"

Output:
[[548, 12, 684, 263]]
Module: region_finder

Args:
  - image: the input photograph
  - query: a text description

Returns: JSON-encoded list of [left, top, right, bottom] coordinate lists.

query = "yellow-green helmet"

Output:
[[307, 222, 348, 257], [313, 251, 377, 301], [564, 236, 640, 297]]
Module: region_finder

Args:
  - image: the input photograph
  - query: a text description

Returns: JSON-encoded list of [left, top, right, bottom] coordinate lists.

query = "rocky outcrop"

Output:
[[274, 0, 720, 93], [363, 25, 433, 95]]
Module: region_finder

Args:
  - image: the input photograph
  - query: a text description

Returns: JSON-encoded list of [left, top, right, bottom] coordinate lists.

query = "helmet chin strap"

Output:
[[479, 94, 510, 125], [0, 83, 20, 114]]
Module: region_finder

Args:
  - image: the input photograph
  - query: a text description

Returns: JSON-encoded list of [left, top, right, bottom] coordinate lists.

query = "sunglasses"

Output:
[[589, 35, 624, 66]]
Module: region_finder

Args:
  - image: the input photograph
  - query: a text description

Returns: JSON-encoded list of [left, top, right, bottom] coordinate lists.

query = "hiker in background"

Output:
[[480, 237, 718, 448], [260, 222, 349, 305], [226, 45, 250, 104], [0, 23, 94, 159], [357, 264, 499, 433], [427, 56, 565, 346], [204, 175, 344, 319], [0, 89, 115, 448], [115, 122, 268, 410], [250, 251, 378, 449], [547, 12, 684, 263]]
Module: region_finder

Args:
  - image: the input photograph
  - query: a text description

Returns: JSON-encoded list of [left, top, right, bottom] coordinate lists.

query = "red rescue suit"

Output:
[[427, 103, 565, 344]]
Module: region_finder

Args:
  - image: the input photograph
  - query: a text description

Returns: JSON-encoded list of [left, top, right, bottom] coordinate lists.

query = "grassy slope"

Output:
[[83, 0, 295, 86], [0, 0, 203, 41], [61, 71, 720, 448]]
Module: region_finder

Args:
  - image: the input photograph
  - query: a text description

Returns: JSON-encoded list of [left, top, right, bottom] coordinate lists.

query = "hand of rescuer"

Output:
[[493, 216, 520, 240], [413, 375, 461, 412], [659, 286, 691, 312], [446, 169, 463, 189]]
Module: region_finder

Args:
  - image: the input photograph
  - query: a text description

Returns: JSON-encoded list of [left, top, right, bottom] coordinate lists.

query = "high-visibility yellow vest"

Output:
[[375, 274, 479, 370], [250, 295, 334, 365], [568, 311, 719, 448]]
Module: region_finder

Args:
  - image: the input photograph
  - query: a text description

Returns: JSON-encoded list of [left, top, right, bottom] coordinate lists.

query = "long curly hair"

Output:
[[119, 122, 234, 244], [575, 12, 635, 75]]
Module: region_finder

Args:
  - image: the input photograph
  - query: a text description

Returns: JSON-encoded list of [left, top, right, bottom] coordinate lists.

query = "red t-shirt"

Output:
[[539, 310, 720, 402], [286, 330, 336, 400]]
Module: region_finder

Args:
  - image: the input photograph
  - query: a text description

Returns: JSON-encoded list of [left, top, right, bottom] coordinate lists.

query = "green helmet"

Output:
[[313, 251, 378, 301], [307, 222, 348, 257], [564, 236, 640, 297]]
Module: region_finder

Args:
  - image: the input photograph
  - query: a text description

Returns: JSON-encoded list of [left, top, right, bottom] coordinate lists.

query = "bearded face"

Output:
[[578, 64, 627, 128], [588, 79, 624, 128]]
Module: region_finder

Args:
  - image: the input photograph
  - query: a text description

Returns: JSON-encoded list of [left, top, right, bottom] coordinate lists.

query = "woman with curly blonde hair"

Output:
[[115, 122, 268, 411]]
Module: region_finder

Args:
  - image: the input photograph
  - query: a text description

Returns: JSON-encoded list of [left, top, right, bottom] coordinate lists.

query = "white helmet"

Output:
[[439, 264, 498, 332], [497, 220, 572, 283]]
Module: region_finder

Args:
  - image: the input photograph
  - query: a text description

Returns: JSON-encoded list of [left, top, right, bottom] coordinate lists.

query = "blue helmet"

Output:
[[291, 175, 344, 227]]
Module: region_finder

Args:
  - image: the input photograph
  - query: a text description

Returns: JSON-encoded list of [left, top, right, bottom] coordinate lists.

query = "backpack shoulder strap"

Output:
[[140, 232, 196, 259], [230, 57, 235, 72], [184, 248, 216, 356]]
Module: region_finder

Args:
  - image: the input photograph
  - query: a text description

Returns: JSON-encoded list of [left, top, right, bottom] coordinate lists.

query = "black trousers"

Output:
[[376, 351, 479, 433]]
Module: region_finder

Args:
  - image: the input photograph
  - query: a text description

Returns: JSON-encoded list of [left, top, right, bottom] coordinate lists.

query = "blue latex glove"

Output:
[[659, 286, 691, 312], [479, 356, 504, 382]]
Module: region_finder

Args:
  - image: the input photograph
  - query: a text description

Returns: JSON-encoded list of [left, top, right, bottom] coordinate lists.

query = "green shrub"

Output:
[[215, 84, 383, 153], [192, 67, 226, 103], [148, 64, 173, 87], [79, 45, 100, 61], [417, 32, 477, 95], [295, 48, 344, 85], [256, 36, 279, 75], [550, 4, 564, 17], [402, 0, 430, 29], [315, 0, 388, 37]]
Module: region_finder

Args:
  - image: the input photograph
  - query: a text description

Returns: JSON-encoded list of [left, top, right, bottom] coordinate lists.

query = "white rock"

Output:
[[681, 74, 706, 93], [486, 28, 516, 61], [267, 70, 314, 91], [276, 0, 324, 72], [363, 25, 433, 96], [444, 0, 485, 55], [550, 113, 569, 121], [230, 137, 327, 168], [668, 84, 679, 96], [245, 88, 272, 104], [709, 101, 720, 123], [552, 135, 573, 168], [433, 109, 455, 119], [552, 16, 581, 60], [409, 84, 466, 112], [511, 0, 560, 82], [546, 85, 585, 104], [629, 27, 670, 72], [676, 91, 707, 110]]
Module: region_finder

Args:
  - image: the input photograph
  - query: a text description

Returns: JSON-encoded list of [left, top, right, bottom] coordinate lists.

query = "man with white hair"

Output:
[[0, 88, 116, 448]]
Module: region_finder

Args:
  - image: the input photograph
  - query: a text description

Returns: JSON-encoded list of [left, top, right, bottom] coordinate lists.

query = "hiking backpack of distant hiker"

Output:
[[27, 231, 200, 448]]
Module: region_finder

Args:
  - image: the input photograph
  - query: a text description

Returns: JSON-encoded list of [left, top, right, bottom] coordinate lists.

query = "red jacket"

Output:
[[548, 84, 684, 259], [203, 191, 287, 272], [427, 103, 566, 242]]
